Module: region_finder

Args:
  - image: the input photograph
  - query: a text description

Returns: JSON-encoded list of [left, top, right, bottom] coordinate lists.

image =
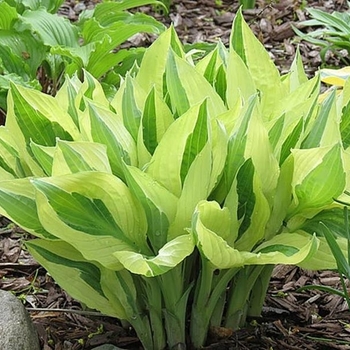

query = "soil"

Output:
[[2, 0, 350, 349]]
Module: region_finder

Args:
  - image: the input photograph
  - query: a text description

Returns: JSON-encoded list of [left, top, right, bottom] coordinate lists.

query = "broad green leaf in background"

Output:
[[0, 3, 47, 79], [81, 12, 164, 43], [90, 0, 163, 15], [0, 0, 167, 112], [20, 0, 65, 13], [0, 2, 17, 29], [0, 45, 29, 79], [79, 9, 165, 79], [50, 44, 89, 77], [0, 74, 40, 93], [20, 8, 79, 47], [0, 30, 46, 77]]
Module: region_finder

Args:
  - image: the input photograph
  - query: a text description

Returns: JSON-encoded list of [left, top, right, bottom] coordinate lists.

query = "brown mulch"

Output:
[[58, 0, 350, 76], [2, 217, 350, 350], [2, 0, 350, 349]]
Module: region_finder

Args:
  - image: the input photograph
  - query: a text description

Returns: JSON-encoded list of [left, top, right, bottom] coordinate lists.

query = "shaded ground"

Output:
[[2, 0, 350, 349]]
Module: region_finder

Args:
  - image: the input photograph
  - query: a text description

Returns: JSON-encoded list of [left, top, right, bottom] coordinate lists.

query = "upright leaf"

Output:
[[289, 143, 346, 216], [136, 26, 184, 96], [20, 8, 79, 47], [302, 90, 341, 148], [80, 102, 137, 178], [146, 101, 209, 197], [123, 164, 178, 252], [52, 140, 112, 176], [230, 9, 285, 116], [166, 50, 226, 118]]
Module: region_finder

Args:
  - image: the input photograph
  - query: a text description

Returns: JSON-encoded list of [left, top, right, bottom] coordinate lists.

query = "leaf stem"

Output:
[[224, 265, 265, 329], [158, 264, 188, 349]]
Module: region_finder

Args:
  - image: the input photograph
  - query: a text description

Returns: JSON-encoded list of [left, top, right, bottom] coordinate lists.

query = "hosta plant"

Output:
[[0, 9, 350, 349], [0, 0, 165, 111], [293, 7, 350, 64]]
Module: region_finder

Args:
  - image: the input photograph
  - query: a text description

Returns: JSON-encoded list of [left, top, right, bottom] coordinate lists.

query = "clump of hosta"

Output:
[[0, 0, 165, 110], [0, 9, 349, 350]]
